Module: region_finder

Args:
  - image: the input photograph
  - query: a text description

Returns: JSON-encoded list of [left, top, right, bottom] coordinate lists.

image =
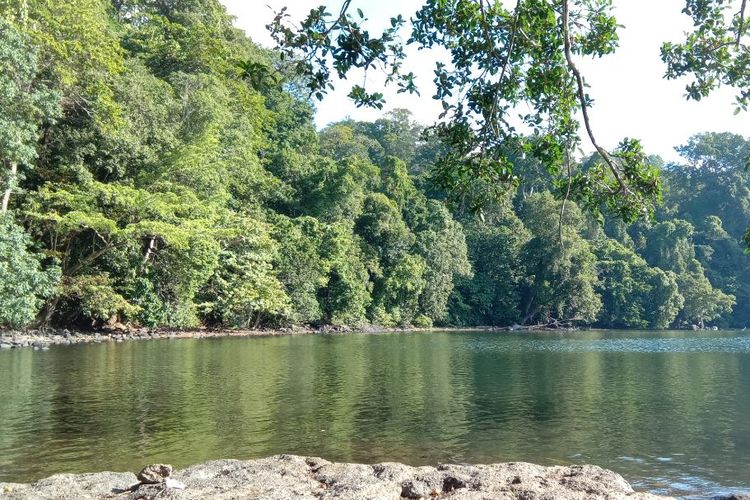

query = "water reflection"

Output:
[[0, 330, 749, 497]]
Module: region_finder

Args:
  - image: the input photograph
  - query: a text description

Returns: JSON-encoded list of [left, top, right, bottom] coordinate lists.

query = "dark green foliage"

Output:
[[519, 193, 601, 324], [594, 240, 682, 329], [450, 206, 528, 326], [0, 216, 59, 328]]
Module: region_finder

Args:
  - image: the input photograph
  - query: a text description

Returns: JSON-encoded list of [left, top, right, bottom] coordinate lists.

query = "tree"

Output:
[[662, 1, 750, 113], [415, 201, 472, 323], [11, 0, 125, 124], [664, 133, 750, 240], [0, 19, 60, 212], [594, 239, 682, 329], [451, 205, 529, 326], [351, 108, 423, 165], [23, 178, 226, 326], [677, 266, 735, 328], [0, 215, 59, 328], [270, 0, 662, 221], [640, 220, 736, 327], [520, 193, 601, 324], [272, 215, 329, 324], [660, 134, 750, 326], [317, 222, 371, 326], [199, 221, 289, 329]]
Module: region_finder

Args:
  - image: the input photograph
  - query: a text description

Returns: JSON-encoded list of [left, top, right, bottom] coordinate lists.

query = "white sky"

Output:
[[223, 0, 748, 162]]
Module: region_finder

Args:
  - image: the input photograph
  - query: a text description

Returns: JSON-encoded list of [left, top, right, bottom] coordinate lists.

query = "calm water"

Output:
[[1, 330, 749, 497]]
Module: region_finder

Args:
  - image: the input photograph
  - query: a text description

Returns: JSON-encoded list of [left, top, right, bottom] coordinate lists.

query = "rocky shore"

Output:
[[0, 454, 666, 499], [0, 325, 541, 350], [0, 326, 317, 350]]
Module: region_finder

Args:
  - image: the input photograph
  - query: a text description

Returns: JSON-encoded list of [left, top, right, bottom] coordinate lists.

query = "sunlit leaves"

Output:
[[271, 0, 661, 222]]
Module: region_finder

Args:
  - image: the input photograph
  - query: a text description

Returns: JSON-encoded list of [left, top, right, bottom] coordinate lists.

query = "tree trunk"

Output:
[[1, 161, 17, 212], [142, 237, 157, 266], [33, 296, 60, 330]]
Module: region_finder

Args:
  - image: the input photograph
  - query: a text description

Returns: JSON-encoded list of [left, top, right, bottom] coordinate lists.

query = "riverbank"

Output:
[[0, 454, 666, 499], [0, 324, 560, 350]]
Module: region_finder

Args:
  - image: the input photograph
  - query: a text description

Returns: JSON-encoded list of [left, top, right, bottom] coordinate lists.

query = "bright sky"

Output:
[[223, 0, 748, 162]]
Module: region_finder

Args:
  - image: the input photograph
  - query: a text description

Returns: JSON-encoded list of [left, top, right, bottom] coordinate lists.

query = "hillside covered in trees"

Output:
[[0, 0, 748, 331]]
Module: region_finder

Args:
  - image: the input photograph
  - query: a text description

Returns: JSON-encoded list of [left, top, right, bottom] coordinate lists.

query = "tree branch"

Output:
[[739, 0, 748, 47], [1, 161, 17, 212], [561, 0, 628, 193], [559, 146, 573, 245]]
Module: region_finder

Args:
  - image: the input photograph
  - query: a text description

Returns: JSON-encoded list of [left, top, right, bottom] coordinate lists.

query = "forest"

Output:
[[0, 0, 748, 332]]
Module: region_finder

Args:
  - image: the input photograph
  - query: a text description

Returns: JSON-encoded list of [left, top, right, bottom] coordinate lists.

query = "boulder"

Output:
[[136, 464, 172, 484]]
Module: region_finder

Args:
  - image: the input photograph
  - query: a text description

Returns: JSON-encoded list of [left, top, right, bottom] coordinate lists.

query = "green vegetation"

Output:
[[0, 0, 748, 331]]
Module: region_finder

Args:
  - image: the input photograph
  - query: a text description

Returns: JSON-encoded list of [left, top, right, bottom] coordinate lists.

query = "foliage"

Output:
[[270, 0, 662, 221], [0, 0, 745, 332], [199, 228, 289, 328], [0, 18, 60, 211], [451, 205, 529, 326], [639, 219, 736, 327], [519, 193, 601, 324], [0, 216, 59, 328], [662, 1, 750, 112], [594, 239, 682, 329]]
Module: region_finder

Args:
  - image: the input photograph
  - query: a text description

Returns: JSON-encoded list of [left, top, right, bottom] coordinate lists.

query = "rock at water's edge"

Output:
[[0, 454, 667, 499], [137, 464, 172, 484]]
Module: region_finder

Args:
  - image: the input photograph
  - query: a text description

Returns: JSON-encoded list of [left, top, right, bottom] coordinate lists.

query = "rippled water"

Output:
[[1, 330, 749, 497]]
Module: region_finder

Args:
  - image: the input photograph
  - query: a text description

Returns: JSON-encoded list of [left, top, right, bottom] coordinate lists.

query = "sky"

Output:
[[222, 0, 748, 162]]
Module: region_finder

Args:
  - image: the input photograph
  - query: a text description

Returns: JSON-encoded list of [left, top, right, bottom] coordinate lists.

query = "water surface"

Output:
[[1, 329, 749, 497]]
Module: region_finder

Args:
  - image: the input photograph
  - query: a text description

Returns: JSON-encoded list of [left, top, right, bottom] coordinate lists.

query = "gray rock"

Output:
[[0, 471, 137, 499], [0, 343, 12, 350], [0, 455, 667, 499], [137, 464, 172, 484]]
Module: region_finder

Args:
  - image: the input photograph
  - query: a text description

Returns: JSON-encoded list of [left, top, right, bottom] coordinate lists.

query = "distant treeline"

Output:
[[0, 0, 747, 331]]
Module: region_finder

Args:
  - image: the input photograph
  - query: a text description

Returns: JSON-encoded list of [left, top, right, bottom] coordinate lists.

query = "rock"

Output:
[[0, 456, 664, 499], [400, 480, 433, 498], [0, 471, 137, 499], [165, 478, 186, 489], [0, 343, 12, 350], [127, 483, 163, 500], [137, 464, 173, 484]]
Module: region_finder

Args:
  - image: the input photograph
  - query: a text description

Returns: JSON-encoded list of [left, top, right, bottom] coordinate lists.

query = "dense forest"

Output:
[[0, 0, 748, 332]]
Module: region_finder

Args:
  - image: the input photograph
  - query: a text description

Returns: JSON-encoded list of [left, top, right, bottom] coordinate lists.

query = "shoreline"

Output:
[[0, 454, 667, 499], [0, 324, 573, 350]]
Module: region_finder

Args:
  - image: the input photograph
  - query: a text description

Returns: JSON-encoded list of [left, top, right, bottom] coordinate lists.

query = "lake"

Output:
[[1, 329, 749, 497]]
